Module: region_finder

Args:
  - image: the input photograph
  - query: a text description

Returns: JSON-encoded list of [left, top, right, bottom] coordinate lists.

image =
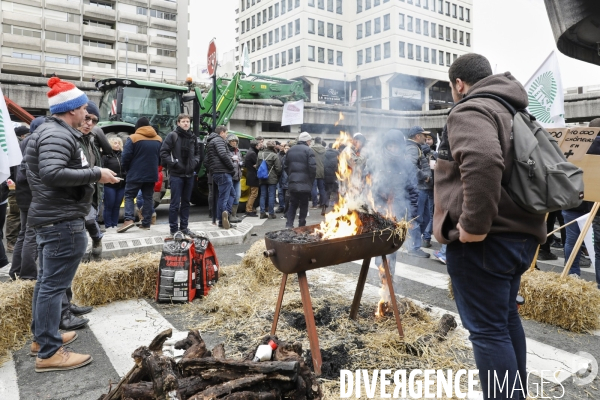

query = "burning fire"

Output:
[[376, 264, 393, 318]]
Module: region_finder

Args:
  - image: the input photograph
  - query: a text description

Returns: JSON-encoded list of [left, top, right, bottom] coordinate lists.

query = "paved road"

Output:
[[1, 203, 599, 399]]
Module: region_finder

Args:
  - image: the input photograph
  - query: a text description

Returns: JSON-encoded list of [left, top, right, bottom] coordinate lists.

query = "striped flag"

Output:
[[0, 88, 23, 184], [524, 51, 565, 128]]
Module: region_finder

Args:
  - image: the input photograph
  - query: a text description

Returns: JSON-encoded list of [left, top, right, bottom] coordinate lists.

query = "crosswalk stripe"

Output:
[[86, 299, 180, 377], [0, 358, 18, 400]]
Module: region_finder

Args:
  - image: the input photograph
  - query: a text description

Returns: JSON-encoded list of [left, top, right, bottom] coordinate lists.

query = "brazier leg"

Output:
[[297, 271, 322, 376], [270, 273, 288, 335], [382, 255, 404, 339], [349, 257, 371, 320]]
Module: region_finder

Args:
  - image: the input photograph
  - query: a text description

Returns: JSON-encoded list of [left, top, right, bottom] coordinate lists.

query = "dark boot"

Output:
[[59, 311, 89, 330], [229, 204, 242, 223], [321, 205, 327, 216], [70, 304, 93, 316], [92, 239, 102, 256], [260, 212, 268, 219]]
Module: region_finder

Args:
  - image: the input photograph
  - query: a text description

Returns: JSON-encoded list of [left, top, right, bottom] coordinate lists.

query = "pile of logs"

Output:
[[99, 329, 322, 400]]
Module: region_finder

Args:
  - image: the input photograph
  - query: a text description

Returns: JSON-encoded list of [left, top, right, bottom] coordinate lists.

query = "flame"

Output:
[[375, 264, 392, 318], [334, 112, 345, 127]]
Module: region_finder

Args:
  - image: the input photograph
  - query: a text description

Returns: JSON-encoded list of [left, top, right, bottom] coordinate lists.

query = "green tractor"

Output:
[[95, 72, 307, 206]]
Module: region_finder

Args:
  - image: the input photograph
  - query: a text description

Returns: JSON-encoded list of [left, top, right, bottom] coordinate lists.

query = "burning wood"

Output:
[[99, 329, 322, 400]]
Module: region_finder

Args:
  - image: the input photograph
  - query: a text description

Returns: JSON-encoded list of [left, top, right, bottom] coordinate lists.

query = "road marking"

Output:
[[0, 358, 19, 400], [86, 299, 178, 377], [351, 259, 449, 289]]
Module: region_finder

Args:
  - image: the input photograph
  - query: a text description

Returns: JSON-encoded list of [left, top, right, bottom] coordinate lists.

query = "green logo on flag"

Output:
[[527, 71, 557, 124], [0, 108, 7, 154]]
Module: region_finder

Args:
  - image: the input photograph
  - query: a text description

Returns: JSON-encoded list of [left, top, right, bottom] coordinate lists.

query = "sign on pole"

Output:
[[207, 39, 218, 77], [559, 128, 600, 202], [0, 89, 24, 184], [241, 43, 251, 75], [281, 100, 304, 126]]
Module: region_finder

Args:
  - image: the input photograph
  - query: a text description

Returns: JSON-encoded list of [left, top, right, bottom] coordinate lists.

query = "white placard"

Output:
[[281, 99, 304, 126]]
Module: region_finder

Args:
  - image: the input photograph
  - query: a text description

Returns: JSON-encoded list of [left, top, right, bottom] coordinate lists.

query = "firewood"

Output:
[[122, 376, 219, 400], [141, 351, 182, 400], [181, 358, 299, 378], [188, 375, 267, 400], [175, 330, 210, 359], [99, 362, 149, 400], [221, 391, 277, 400], [407, 314, 457, 356], [149, 328, 173, 352], [211, 343, 226, 359]]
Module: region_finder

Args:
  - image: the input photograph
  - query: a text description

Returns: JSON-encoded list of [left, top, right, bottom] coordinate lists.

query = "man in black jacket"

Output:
[[160, 114, 201, 235], [25, 77, 119, 372], [244, 140, 262, 217], [284, 132, 316, 228], [205, 125, 235, 228]]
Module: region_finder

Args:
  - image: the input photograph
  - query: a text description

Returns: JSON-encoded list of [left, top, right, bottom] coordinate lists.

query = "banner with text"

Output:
[[281, 100, 304, 126]]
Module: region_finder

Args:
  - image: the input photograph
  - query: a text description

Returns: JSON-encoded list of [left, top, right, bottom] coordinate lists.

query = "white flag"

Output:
[[524, 51, 565, 128], [281, 100, 304, 126], [0, 89, 23, 184], [575, 213, 595, 269], [241, 43, 251, 75]]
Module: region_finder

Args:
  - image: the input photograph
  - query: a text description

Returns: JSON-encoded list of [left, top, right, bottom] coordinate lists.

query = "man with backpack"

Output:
[[434, 53, 547, 399]]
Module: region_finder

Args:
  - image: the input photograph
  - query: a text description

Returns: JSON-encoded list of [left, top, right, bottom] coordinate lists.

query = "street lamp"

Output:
[[125, 36, 129, 78]]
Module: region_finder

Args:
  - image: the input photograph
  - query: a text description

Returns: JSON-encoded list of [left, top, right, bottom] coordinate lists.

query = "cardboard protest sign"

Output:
[[559, 127, 600, 202], [546, 127, 569, 147]]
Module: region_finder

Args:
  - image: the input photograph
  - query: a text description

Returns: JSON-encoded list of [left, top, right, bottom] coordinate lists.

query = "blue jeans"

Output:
[[213, 173, 234, 224], [232, 180, 241, 206], [562, 210, 584, 276], [31, 218, 87, 359], [311, 178, 327, 207], [447, 233, 537, 400], [593, 216, 600, 289], [260, 184, 277, 214], [408, 221, 422, 250], [169, 175, 195, 233], [124, 182, 154, 227], [277, 182, 285, 208], [104, 186, 125, 228], [136, 189, 155, 214], [417, 189, 434, 241]]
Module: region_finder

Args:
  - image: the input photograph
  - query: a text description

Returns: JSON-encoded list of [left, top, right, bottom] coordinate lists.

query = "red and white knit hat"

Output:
[[47, 77, 89, 114]]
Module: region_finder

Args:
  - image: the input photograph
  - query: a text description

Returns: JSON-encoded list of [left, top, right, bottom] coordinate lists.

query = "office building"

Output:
[[237, 0, 473, 111], [0, 0, 189, 82]]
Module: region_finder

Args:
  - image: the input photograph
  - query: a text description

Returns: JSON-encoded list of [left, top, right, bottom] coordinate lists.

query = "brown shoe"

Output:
[[117, 220, 135, 233], [151, 212, 157, 225], [35, 347, 92, 372], [137, 208, 144, 222], [30, 332, 78, 357]]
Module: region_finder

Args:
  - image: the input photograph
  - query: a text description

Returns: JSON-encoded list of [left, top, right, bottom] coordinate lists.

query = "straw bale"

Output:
[[519, 270, 600, 333], [72, 252, 161, 306], [0, 280, 35, 364], [240, 239, 282, 285]]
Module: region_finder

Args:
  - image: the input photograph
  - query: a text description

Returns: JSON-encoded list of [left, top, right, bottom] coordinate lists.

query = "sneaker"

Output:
[[280, 216, 287, 220], [35, 347, 92, 373], [269, 214, 276, 219], [245, 212, 258, 217], [579, 257, 591, 267], [151, 212, 157, 225], [551, 241, 564, 249], [30, 332, 78, 357], [137, 208, 144, 222], [260, 212, 268, 219], [422, 240, 432, 248], [92, 239, 102, 256], [117, 220, 135, 233], [537, 250, 558, 261], [407, 249, 430, 258], [222, 211, 230, 229], [138, 225, 151, 230], [432, 250, 446, 264], [180, 228, 193, 236]]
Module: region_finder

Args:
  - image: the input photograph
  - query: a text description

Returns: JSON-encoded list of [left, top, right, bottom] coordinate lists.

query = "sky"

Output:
[[189, 0, 600, 89]]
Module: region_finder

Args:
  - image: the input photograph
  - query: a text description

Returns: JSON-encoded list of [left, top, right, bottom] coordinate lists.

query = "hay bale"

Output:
[[72, 252, 161, 306], [240, 239, 281, 285], [0, 280, 35, 363], [519, 270, 600, 333]]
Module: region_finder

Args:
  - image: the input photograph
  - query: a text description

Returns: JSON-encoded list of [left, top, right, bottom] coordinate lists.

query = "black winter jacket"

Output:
[[102, 150, 125, 189], [323, 148, 339, 185], [284, 142, 316, 193], [160, 127, 201, 177], [205, 132, 234, 175], [25, 117, 101, 227], [244, 145, 260, 187], [16, 135, 32, 211]]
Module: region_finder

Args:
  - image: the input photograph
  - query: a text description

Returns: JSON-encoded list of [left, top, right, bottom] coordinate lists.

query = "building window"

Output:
[[252, 38, 256, 52], [374, 17, 381, 34], [445, 1, 450, 16], [252, 15, 255, 28], [257, 12, 261, 26], [384, 14, 390, 30], [357, 23, 363, 39], [308, 45, 315, 61], [275, 28, 280, 43], [375, 0, 380, 5], [11, 51, 40, 61], [263, 57, 267, 71], [150, 9, 177, 21], [257, 36, 261, 50], [466, 8, 470, 22], [269, 55, 273, 70], [439, 50, 443, 65], [459, 6, 464, 20], [336, 24, 343, 39], [415, 18, 421, 34], [288, 48, 294, 64], [288, 22, 293, 38], [431, 23, 436, 37], [423, 0, 428, 9], [459, 30, 464, 44], [241, 0, 245, 11], [282, 51, 287, 66], [3, 25, 42, 38], [282, 0, 287, 13], [268, 6, 273, 20], [318, 20, 324, 36], [407, 16, 413, 32], [423, 21, 429, 36], [415, 0, 420, 5], [374, 44, 381, 61], [308, 0, 315, 6], [437, 0, 442, 14], [357, 0, 362, 13], [365, 47, 372, 62], [466, 32, 471, 46], [416, 45, 421, 61], [288, 0, 293, 11], [328, 49, 334, 64], [136, 6, 147, 15], [281, 25, 286, 39], [446, 52, 450, 66], [452, 3, 457, 18], [384, 41, 390, 58], [438, 24, 443, 40], [327, 22, 334, 38], [365, 21, 371, 36], [318, 0, 324, 9], [49, 31, 80, 44], [295, 18, 300, 34], [453, 53, 458, 62], [407, 43, 413, 59], [275, 53, 279, 68], [452, 28, 457, 43], [327, 0, 333, 12], [251, 62, 255, 74], [365, 0, 371, 10], [432, 48, 436, 64], [269, 31, 273, 45], [263, 33, 267, 46], [257, 59, 261, 72], [336, 0, 342, 14], [295, 0, 300, 7], [83, 20, 113, 29], [446, 27, 450, 41], [263, 9, 267, 22], [156, 48, 175, 57], [318, 47, 325, 63], [399, 41, 405, 58], [275, 3, 279, 17], [337, 50, 343, 65], [399, 13, 405, 30], [357, 50, 363, 65], [424, 46, 429, 62]]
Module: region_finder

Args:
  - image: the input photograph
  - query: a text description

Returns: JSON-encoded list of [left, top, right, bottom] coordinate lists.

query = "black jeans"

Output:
[[9, 210, 38, 280], [540, 210, 565, 252], [0, 203, 9, 268], [169, 175, 195, 233], [286, 192, 310, 228]]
